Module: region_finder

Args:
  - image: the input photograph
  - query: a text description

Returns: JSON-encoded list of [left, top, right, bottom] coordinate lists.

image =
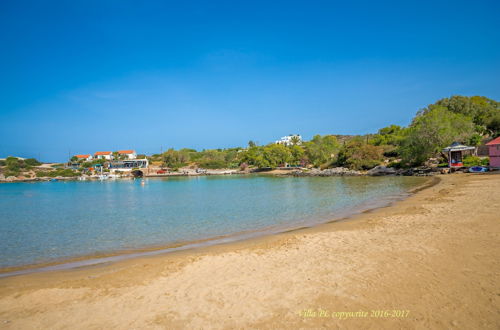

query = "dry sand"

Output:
[[0, 174, 499, 329]]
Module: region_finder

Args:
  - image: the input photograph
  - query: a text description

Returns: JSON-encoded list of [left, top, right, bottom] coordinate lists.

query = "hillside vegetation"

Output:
[[149, 95, 499, 170]]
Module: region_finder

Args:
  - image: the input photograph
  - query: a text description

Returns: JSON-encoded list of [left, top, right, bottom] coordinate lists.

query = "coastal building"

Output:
[[442, 142, 475, 168], [108, 159, 149, 172], [94, 151, 113, 160], [117, 150, 137, 160], [275, 134, 302, 146], [486, 137, 500, 168], [75, 154, 93, 161]]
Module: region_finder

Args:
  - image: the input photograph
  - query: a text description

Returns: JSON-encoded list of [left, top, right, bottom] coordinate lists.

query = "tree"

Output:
[[248, 140, 257, 148], [162, 149, 189, 169], [400, 106, 476, 166], [420, 95, 500, 136], [289, 135, 301, 146], [304, 135, 340, 167], [25, 158, 41, 166], [369, 125, 406, 146], [337, 138, 383, 170], [486, 113, 500, 137], [262, 144, 292, 167], [240, 146, 266, 167], [289, 145, 305, 165]]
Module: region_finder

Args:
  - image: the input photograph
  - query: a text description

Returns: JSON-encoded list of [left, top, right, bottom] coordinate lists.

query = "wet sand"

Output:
[[0, 174, 499, 329]]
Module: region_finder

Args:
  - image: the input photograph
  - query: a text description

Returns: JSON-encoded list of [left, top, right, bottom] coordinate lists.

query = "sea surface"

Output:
[[0, 175, 426, 270]]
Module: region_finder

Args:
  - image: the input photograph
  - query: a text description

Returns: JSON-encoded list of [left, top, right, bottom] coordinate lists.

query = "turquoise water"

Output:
[[0, 175, 425, 269]]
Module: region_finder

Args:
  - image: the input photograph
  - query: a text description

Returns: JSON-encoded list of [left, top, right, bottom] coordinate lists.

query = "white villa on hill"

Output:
[[75, 154, 93, 161], [117, 150, 137, 159], [94, 151, 113, 160], [275, 134, 302, 146]]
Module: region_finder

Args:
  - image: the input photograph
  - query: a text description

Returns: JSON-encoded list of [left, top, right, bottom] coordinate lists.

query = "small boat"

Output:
[[469, 166, 488, 173]]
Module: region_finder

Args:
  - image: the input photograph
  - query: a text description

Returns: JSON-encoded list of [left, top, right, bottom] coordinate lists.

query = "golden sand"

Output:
[[0, 174, 499, 329]]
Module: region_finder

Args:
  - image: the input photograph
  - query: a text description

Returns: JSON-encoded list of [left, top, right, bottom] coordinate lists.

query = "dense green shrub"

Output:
[[4, 170, 20, 177], [463, 156, 489, 167], [24, 158, 41, 166], [336, 138, 383, 170], [36, 169, 79, 177], [463, 156, 481, 167]]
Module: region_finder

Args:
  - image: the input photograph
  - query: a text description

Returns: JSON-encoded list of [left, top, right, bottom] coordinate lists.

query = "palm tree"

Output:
[[290, 135, 301, 146]]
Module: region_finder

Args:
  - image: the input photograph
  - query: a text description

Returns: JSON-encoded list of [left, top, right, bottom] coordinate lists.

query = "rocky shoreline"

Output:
[[286, 165, 460, 177], [289, 167, 363, 176], [0, 165, 483, 183]]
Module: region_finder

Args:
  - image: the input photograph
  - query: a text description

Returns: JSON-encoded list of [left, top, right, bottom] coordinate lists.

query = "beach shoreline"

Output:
[[0, 176, 430, 276], [0, 173, 498, 329]]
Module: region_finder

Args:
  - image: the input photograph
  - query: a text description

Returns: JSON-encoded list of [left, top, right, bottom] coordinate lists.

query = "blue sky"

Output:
[[1, 0, 499, 162]]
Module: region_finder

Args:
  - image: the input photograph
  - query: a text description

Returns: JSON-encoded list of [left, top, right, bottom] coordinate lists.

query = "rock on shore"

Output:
[[367, 165, 397, 176]]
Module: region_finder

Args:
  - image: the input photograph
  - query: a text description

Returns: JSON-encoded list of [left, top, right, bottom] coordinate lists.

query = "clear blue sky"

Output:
[[1, 0, 499, 162]]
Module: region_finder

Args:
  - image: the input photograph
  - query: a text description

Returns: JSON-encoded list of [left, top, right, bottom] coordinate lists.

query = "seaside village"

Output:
[[0, 133, 499, 182], [71, 150, 150, 179]]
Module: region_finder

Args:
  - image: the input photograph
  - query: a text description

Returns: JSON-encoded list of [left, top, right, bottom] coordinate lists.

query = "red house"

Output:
[[486, 137, 500, 168]]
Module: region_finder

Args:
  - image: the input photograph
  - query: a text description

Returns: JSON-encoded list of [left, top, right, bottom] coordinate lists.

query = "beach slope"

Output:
[[0, 174, 499, 329]]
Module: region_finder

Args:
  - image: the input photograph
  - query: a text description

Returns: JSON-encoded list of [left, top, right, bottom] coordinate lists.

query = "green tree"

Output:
[[240, 146, 266, 167], [369, 125, 406, 146], [420, 95, 500, 136], [336, 138, 383, 170], [486, 113, 500, 137], [400, 107, 476, 166], [25, 158, 41, 166], [304, 135, 340, 167], [262, 144, 292, 167], [289, 145, 305, 165], [289, 135, 301, 146], [162, 148, 190, 169]]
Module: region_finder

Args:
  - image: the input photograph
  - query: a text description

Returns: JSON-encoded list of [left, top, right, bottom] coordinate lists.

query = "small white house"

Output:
[[275, 134, 302, 146], [117, 150, 137, 159], [75, 154, 93, 161], [94, 151, 113, 160]]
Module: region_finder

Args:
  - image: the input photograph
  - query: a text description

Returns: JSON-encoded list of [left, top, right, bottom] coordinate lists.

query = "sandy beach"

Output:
[[0, 173, 499, 329]]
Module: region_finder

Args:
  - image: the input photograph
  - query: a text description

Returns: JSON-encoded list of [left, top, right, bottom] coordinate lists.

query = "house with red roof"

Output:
[[486, 137, 500, 168], [74, 154, 93, 161], [117, 150, 137, 160], [94, 151, 113, 160]]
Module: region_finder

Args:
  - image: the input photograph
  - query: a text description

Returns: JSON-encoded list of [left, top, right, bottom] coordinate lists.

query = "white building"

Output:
[[117, 150, 137, 159], [75, 154, 93, 161], [108, 159, 148, 172], [275, 134, 302, 146], [94, 151, 113, 160]]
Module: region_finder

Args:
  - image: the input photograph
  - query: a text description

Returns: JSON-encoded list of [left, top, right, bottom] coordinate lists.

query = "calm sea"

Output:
[[0, 175, 426, 270]]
